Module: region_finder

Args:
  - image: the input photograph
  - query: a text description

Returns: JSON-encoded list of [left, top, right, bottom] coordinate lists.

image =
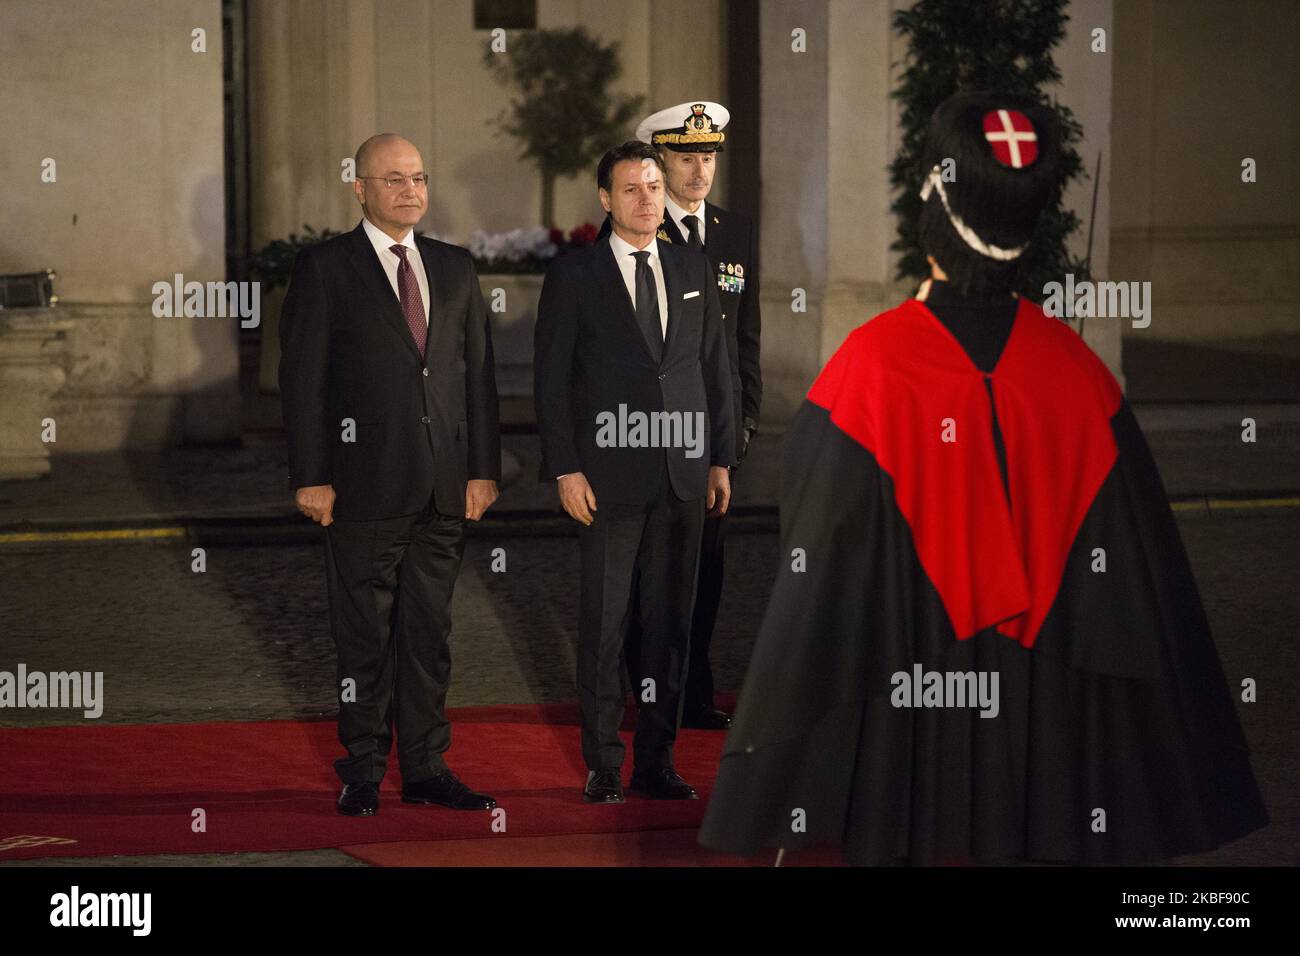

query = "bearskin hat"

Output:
[[917, 91, 1062, 296]]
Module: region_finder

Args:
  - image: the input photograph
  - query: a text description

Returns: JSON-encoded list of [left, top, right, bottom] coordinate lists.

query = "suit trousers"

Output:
[[626, 470, 732, 716], [323, 489, 464, 785], [684, 469, 730, 714], [577, 457, 705, 771]]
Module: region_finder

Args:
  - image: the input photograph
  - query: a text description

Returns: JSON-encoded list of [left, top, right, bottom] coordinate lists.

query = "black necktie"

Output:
[[633, 250, 663, 361], [682, 214, 702, 250]]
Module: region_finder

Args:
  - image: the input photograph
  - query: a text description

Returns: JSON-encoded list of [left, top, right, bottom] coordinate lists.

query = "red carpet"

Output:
[[0, 701, 754, 863]]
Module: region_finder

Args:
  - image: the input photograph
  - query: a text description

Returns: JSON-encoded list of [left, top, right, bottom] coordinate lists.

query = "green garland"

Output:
[[250, 225, 342, 293]]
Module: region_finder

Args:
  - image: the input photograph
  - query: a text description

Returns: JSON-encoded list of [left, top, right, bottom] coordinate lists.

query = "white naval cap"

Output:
[[635, 101, 730, 152]]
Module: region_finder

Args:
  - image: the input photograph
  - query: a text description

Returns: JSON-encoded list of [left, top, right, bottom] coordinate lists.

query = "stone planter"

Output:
[[256, 286, 288, 394], [480, 272, 543, 398], [43, 301, 241, 451], [0, 307, 74, 479]]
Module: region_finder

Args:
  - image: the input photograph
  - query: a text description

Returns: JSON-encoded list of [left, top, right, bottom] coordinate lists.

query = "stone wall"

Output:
[[1111, 0, 1299, 342], [247, 0, 728, 249], [0, 0, 236, 452]]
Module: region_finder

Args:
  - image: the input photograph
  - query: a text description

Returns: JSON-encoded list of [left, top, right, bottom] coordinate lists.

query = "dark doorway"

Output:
[[725, 0, 761, 221], [223, 0, 251, 286]]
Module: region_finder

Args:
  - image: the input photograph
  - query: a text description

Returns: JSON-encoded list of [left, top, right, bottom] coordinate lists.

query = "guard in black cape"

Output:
[[697, 91, 1269, 864], [599, 100, 763, 730]]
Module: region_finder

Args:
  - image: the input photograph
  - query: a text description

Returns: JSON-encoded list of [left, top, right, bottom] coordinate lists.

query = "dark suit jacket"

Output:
[[534, 234, 737, 505], [599, 202, 762, 458], [279, 221, 501, 522]]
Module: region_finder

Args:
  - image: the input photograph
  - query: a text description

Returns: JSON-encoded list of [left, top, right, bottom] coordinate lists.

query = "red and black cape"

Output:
[[698, 295, 1268, 864]]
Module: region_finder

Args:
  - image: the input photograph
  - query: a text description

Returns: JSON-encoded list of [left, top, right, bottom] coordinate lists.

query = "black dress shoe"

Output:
[[337, 781, 379, 817], [682, 707, 733, 730], [629, 765, 698, 800], [401, 771, 496, 810], [583, 768, 625, 803]]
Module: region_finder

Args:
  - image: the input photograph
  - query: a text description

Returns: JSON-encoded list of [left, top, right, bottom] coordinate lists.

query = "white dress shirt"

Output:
[[607, 229, 669, 339], [665, 193, 707, 247], [362, 216, 430, 323]]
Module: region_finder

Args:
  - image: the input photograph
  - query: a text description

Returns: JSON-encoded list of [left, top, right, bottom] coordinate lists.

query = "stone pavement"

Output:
[[1, 403, 1298, 538]]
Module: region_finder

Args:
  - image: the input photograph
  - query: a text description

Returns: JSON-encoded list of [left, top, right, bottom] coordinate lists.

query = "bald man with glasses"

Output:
[[280, 133, 501, 817]]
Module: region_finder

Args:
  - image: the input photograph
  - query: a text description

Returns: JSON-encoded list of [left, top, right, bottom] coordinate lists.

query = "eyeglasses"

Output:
[[358, 174, 429, 189]]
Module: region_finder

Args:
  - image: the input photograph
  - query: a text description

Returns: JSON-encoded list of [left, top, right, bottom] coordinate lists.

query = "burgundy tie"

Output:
[[389, 244, 427, 357]]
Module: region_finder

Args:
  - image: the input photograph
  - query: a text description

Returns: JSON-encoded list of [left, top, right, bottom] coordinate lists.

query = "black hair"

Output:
[[597, 141, 666, 192]]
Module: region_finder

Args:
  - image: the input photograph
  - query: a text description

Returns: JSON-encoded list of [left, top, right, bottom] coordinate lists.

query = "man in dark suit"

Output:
[[279, 133, 501, 817], [534, 141, 737, 803], [600, 102, 763, 729]]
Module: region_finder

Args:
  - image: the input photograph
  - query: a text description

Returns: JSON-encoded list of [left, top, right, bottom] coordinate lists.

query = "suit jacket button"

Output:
[[658, 373, 665, 381], [422, 368, 429, 377], [421, 415, 430, 424]]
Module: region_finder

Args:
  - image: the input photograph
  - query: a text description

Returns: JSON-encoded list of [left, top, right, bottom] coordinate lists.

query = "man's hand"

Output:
[[465, 479, 499, 521], [706, 465, 731, 517], [557, 472, 597, 526], [296, 484, 336, 526]]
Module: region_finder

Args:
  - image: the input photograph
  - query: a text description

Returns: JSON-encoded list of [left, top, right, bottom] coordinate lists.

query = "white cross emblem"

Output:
[[984, 109, 1038, 168]]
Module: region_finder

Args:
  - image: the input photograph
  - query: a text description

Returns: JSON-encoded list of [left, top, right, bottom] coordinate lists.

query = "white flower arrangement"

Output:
[[467, 226, 557, 264], [421, 223, 598, 274]]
